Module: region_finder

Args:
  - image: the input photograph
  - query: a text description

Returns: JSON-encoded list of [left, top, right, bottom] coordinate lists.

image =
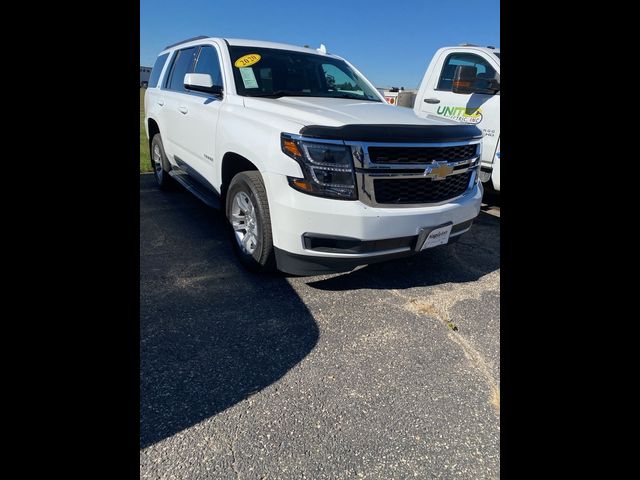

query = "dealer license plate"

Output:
[[420, 225, 453, 250]]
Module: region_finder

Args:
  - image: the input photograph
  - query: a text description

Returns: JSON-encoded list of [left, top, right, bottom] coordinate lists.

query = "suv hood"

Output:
[[243, 96, 459, 128]]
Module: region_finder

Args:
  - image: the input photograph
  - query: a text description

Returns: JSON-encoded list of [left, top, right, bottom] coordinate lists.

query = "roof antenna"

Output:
[[317, 43, 327, 54]]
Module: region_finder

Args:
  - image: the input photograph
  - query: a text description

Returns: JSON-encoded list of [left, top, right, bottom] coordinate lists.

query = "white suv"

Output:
[[144, 36, 484, 275]]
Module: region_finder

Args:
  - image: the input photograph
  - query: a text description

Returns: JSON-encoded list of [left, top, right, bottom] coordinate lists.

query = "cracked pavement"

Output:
[[140, 174, 500, 479]]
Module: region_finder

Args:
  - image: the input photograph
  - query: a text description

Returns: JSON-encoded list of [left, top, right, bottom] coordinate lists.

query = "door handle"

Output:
[[178, 106, 188, 114], [424, 98, 440, 104], [156, 100, 165, 106]]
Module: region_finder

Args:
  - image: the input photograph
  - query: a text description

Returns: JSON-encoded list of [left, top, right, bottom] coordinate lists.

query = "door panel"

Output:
[[177, 45, 225, 187], [158, 45, 224, 187], [157, 47, 198, 165], [169, 91, 221, 186]]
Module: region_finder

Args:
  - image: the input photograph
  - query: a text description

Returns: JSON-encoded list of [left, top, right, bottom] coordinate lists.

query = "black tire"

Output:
[[482, 177, 497, 194], [150, 134, 174, 190], [226, 171, 276, 272]]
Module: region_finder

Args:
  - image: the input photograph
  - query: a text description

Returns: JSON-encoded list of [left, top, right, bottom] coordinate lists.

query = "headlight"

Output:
[[281, 133, 357, 200]]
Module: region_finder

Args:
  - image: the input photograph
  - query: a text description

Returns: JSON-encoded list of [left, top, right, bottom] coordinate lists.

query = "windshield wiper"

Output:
[[329, 93, 381, 102], [246, 90, 312, 98], [246, 91, 381, 101]]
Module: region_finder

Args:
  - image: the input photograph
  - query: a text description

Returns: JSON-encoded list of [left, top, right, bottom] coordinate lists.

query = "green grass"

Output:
[[140, 88, 153, 173]]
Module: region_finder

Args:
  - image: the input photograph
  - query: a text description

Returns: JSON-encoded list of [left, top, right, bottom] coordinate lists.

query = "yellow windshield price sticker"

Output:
[[234, 54, 261, 68]]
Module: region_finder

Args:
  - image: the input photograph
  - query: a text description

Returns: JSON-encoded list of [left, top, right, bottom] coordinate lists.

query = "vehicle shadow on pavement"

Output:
[[481, 188, 501, 209], [140, 175, 320, 449], [305, 210, 500, 291]]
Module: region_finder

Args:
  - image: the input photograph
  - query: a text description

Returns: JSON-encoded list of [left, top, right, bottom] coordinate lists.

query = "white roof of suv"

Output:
[[226, 38, 334, 55], [162, 36, 339, 58]]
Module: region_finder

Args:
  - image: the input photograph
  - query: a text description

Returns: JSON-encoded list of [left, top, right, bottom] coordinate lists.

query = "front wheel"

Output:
[[226, 171, 276, 272]]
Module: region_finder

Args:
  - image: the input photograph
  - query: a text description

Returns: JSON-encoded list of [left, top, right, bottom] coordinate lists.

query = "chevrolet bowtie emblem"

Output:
[[424, 162, 454, 180]]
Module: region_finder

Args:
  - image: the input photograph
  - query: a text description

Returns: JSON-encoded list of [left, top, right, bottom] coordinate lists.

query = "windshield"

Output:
[[228, 46, 382, 102]]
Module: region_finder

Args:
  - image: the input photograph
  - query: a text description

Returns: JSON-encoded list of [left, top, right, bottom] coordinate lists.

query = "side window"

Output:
[[437, 53, 497, 92], [165, 47, 198, 92], [321, 64, 363, 94], [148, 53, 169, 88], [193, 46, 223, 87]]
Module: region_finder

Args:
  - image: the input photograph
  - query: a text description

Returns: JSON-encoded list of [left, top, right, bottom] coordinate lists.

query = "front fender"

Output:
[[215, 106, 305, 188]]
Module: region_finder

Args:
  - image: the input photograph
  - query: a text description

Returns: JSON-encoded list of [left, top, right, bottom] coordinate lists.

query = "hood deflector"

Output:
[[299, 124, 483, 143]]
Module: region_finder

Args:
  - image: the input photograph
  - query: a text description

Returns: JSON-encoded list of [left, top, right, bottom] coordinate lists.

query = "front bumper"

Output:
[[263, 172, 483, 275], [274, 219, 472, 275]]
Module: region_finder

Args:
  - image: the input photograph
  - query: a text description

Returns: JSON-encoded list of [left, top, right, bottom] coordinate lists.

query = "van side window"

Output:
[[165, 47, 198, 92], [193, 46, 223, 87], [437, 53, 497, 92], [148, 53, 169, 88]]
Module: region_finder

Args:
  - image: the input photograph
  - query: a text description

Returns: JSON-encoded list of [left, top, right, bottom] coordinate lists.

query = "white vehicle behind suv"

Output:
[[144, 36, 484, 275], [414, 45, 500, 191]]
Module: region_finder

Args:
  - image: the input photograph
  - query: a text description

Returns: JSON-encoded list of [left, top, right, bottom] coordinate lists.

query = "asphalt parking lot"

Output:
[[140, 173, 500, 479]]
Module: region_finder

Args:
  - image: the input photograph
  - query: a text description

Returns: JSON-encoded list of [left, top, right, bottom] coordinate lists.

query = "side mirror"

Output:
[[452, 65, 499, 95], [184, 73, 223, 95]]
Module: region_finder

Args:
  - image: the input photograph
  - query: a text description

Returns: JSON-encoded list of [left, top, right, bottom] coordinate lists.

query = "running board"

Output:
[[169, 169, 221, 209]]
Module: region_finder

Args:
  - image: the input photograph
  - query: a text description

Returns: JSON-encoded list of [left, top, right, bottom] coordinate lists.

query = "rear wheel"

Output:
[[226, 171, 276, 272], [150, 134, 173, 189]]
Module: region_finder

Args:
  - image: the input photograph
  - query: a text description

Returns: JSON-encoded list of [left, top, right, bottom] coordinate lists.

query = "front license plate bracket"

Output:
[[415, 222, 454, 251]]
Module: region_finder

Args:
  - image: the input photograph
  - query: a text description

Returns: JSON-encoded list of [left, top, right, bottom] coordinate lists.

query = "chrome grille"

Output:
[[348, 140, 481, 207]]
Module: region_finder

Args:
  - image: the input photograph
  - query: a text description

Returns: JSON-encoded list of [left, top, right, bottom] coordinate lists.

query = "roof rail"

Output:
[[459, 43, 478, 47], [164, 35, 210, 49]]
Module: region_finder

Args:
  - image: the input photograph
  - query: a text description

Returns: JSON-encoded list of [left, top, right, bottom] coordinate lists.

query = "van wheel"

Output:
[[226, 171, 276, 272], [150, 134, 173, 189]]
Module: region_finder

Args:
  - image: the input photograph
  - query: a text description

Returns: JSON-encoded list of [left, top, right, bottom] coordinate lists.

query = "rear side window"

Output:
[[148, 53, 169, 88], [193, 46, 223, 87], [164, 47, 198, 92], [437, 53, 497, 91]]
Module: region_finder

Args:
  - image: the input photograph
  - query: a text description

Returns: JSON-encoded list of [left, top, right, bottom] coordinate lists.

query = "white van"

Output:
[[414, 45, 500, 191]]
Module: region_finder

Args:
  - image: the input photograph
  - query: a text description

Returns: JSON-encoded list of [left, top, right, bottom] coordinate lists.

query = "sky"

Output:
[[140, 0, 499, 89]]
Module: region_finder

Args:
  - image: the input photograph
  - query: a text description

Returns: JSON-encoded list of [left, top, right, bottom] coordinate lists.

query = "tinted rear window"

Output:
[[148, 53, 169, 88]]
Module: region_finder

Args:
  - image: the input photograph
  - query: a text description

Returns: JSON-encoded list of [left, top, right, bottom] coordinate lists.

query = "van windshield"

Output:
[[228, 46, 382, 102]]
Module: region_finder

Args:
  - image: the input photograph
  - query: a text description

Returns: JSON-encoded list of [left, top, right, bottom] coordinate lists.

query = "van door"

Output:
[[417, 49, 500, 171]]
